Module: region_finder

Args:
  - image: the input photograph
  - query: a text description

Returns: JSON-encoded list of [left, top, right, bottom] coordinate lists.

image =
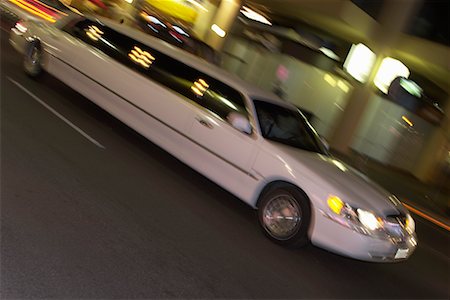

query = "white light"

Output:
[[319, 47, 340, 61], [374, 57, 409, 94], [173, 25, 189, 36], [148, 16, 166, 27], [15, 22, 27, 33], [324, 74, 336, 87], [124, 0, 133, 3], [240, 6, 271, 25], [406, 214, 415, 234], [337, 80, 349, 93], [211, 24, 226, 38], [399, 78, 422, 98], [357, 209, 381, 230], [343, 43, 376, 83], [186, 0, 208, 11]]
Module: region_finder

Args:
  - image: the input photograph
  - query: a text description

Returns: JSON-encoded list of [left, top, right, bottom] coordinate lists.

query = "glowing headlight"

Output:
[[357, 209, 382, 230], [326, 195, 384, 236]]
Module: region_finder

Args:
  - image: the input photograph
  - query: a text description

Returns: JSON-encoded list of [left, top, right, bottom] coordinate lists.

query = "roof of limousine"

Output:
[[57, 14, 293, 109]]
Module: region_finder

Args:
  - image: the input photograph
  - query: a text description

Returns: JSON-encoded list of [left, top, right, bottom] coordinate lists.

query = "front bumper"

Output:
[[311, 211, 417, 262]]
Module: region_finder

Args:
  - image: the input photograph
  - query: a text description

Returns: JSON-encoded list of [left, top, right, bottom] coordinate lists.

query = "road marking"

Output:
[[8, 77, 106, 149], [403, 202, 450, 232]]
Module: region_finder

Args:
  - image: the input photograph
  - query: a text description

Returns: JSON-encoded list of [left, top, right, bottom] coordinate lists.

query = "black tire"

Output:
[[257, 183, 311, 248], [23, 39, 43, 77]]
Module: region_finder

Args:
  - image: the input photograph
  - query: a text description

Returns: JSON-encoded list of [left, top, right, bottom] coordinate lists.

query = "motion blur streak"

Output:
[[8, 0, 69, 22], [403, 202, 450, 231]]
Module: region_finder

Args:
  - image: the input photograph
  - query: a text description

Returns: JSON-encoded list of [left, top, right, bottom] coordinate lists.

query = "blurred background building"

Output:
[[5, 0, 450, 190]]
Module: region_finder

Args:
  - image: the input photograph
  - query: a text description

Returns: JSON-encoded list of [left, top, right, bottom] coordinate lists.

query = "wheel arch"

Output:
[[254, 179, 317, 237]]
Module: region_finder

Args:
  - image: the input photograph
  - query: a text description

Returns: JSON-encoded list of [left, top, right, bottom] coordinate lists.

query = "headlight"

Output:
[[326, 195, 387, 238], [357, 209, 382, 230]]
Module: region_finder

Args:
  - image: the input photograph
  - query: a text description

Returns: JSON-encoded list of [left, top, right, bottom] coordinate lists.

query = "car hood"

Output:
[[273, 143, 406, 217]]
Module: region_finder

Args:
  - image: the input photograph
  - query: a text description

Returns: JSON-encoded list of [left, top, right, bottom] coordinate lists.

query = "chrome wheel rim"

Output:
[[262, 194, 301, 240], [31, 47, 39, 64]]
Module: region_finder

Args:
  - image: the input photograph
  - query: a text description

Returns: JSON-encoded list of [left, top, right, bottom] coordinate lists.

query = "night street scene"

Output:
[[1, 0, 449, 299]]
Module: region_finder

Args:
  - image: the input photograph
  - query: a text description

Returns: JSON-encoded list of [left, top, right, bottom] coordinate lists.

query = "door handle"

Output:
[[196, 117, 213, 129]]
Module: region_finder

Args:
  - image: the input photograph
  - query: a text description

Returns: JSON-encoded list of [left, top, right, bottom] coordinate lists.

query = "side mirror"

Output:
[[227, 112, 252, 134]]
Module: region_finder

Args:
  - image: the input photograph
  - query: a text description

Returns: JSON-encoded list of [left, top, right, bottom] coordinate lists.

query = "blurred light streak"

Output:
[[9, 0, 56, 22], [211, 24, 225, 37], [343, 43, 375, 83], [324, 74, 336, 87], [240, 6, 271, 25], [402, 202, 450, 231], [402, 115, 413, 127], [374, 57, 410, 94], [337, 80, 349, 93], [185, 0, 208, 12], [319, 47, 340, 61], [31, 0, 68, 16]]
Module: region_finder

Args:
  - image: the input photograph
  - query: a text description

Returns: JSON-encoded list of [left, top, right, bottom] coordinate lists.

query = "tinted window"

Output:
[[64, 18, 247, 122], [254, 100, 327, 154]]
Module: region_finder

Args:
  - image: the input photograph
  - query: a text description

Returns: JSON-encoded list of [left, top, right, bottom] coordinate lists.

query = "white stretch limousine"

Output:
[[10, 14, 417, 262]]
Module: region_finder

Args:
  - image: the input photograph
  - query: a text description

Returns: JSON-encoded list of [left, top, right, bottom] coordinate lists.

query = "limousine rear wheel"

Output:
[[24, 40, 43, 77], [258, 183, 310, 247]]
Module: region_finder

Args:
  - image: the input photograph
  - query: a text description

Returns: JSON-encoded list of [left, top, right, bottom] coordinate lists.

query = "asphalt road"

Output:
[[1, 27, 449, 299]]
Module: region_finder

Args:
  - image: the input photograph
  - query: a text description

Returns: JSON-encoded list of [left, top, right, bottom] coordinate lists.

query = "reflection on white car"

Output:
[[10, 14, 417, 262]]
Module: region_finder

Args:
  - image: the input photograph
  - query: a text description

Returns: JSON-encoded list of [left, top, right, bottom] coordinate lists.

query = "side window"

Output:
[[63, 19, 248, 127], [192, 79, 247, 121]]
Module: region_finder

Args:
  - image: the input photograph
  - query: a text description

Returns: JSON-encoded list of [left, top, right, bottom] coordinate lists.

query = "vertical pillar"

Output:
[[204, 0, 241, 51], [192, 1, 218, 40], [329, 0, 422, 154]]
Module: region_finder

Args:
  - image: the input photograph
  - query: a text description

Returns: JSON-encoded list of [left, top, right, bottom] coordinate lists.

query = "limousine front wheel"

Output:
[[258, 184, 310, 248], [24, 40, 43, 77]]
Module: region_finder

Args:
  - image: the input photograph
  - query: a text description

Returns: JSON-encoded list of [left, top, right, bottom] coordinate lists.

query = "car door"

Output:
[[185, 78, 260, 198]]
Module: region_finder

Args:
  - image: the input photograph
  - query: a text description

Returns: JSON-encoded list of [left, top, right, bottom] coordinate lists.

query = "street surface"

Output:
[[1, 28, 449, 299]]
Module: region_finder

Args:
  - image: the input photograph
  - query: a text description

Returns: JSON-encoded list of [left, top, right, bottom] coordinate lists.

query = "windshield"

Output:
[[254, 100, 328, 155]]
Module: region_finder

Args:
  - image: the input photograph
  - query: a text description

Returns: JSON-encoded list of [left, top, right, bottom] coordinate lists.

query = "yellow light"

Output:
[[143, 52, 155, 61], [191, 86, 203, 96], [128, 53, 137, 61], [194, 82, 206, 91], [343, 43, 376, 83], [9, 0, 56, 23], [92, 26, 104, 35], [198, 79, 209, 88], [86, 31, 99, 41], [337, 80, 349, 93], [211, 24, 226, 38], [402, 115, 413, 127], [324, 74, 336, 87], [374, 57, 409, 94], [327, 195, 344, 215], [29, 0, 68, 16]]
